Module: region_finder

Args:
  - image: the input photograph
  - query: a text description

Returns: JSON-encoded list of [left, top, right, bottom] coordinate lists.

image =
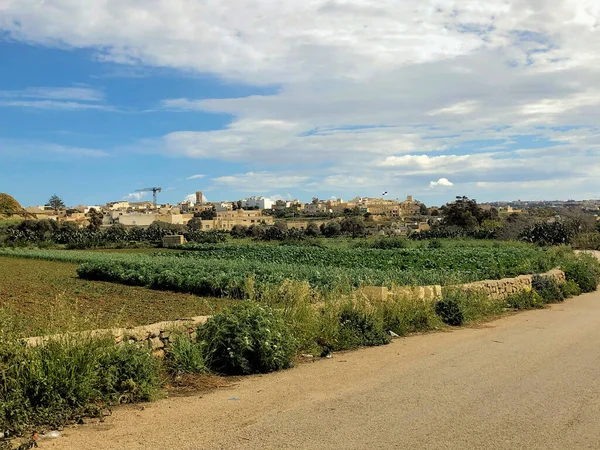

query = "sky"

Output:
[[0, 0, 599, 208]]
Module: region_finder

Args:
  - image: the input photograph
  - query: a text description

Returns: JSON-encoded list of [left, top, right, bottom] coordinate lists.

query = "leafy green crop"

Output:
[[0, 244, 567, 299]]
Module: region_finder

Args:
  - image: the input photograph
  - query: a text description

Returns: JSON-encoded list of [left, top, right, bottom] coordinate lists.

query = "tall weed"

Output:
[[562, 252, 600, 293], [0, 337, 161, 435]]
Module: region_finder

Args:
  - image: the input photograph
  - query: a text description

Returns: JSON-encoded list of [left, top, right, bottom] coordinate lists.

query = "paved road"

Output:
[[43, 289, 600, 450]]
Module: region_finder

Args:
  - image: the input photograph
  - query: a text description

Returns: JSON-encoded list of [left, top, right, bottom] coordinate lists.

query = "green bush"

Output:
[[505, 289, 545, 309], [198, 302, 296, 375], [368, 237, 407, 249], [382, 297, 441, 336], [532, 275, 564, 303], [571, 232, 600, 251], [165, 334, 206, 375], [428, 239, 443, 249], [434, 297, 464, 326], [335, 304, 391, 350], [561, 280, 581, 298], [562, 253, 600, 293], [520, 221, 573, 246], [0, 338, 161, 435]]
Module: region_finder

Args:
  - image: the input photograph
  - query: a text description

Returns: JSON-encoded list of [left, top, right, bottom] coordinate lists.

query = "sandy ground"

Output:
[[39, 282, 600, 450]]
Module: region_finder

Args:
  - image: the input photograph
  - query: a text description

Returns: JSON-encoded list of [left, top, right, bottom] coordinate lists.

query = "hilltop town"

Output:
[[22, 192, 436, 235], [18, 191, 600, 239]]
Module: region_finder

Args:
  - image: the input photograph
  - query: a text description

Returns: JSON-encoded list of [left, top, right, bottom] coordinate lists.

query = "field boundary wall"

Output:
[[358, 269, 565, 302], [25, 269, 565, 353]]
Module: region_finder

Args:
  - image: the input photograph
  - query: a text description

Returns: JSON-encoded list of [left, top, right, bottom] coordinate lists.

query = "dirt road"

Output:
[[41, 284, 600, 450]]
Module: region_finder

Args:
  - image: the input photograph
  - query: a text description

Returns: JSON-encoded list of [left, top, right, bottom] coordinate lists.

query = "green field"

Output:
[[0, 242, 569, 301]]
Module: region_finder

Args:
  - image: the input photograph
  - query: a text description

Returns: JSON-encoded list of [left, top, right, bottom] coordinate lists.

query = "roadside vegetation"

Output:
[[1, 246, 599, 443], [1, 191, 600, 445]]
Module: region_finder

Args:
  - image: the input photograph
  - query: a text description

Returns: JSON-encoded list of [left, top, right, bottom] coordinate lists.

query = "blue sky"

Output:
[[1, 1, 599, 207]]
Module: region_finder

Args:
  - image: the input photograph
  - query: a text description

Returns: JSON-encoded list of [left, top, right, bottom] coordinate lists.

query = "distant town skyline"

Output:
[[13, 190, 600, 210]]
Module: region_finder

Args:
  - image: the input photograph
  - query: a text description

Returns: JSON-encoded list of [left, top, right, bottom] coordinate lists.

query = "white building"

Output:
[[241, 196, 274, 210], [83, 206, 104, 214], [213, 202, 234, 212]]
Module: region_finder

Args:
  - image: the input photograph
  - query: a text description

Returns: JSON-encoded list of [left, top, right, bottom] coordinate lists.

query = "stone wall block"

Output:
[[149, 337, 164, 350]]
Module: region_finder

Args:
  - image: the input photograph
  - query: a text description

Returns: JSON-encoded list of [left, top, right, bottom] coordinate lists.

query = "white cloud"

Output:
[[0, 139, 109, 158], [428, 101, 479, 117], [0, 86, 110, 110], [212, 171, 310, 193], [123, 192, 148, 201], [186, 174, 205, 180], [3, 1, 600, 199], [0, 100, 112, 111], [380, 155, 471, 172], [429, 178, 454, 188], [162, 99, 204, 111], [0, 86, 104, 102]]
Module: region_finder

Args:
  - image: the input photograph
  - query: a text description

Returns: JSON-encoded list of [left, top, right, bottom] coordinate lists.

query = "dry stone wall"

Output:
[[359, 269, 565, 303], [25, 316, 209, 357], [461, 269, 565, 301], [25, 269, 566, 355]]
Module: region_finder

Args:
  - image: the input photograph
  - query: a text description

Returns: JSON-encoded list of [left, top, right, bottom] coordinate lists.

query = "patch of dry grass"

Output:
[[0, 257, 232, 337]]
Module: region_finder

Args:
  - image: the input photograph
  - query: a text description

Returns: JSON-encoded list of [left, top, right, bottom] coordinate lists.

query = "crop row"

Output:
[[169, 243, 557, 277], [0, 246, 566, 299]]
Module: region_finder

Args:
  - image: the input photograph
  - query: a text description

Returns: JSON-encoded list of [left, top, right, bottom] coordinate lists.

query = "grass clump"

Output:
[[260, 280, 324, 356], [382, 295, 441, 336], [428, 239, 443, 249], [334, 303, 391, 350], [198, 302, 296, 375], [532, 275, 564, 303], [562, 252, 600, 293], [0, 337, 161, 436], [364, 237, 408, 249], [435, 289, 503, 326], [165, 334, 206, 375], [561, 280, 581, 298], [571, 232, 600, 251], [505, 289, 545, 309]]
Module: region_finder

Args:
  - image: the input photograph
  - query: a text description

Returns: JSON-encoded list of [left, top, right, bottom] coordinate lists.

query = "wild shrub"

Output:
[[428, 239, 443, 249], [97, 342, 162, 404], [0, 338, 161, 435], [561, 280, 581, 298], [165, 334, 206, 375], [434, 297, 464, 326], [458, 289, 502, 321], [437, 289, 502, 325], [520, 222, 573, 246], [571, 232, 600, 251], [382, 296, 441, 336], [368, 237, 407, 249], [532, 275, 564, 303], [260, 280, 323, 355], [183, 230, 227, 244], [335, 303, 391, 350], [505, 289, 545, 309], [562, 253, 600, 293], [198, 302, 296, 375]]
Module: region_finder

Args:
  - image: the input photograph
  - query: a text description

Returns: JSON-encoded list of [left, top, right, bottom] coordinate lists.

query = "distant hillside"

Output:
[[0, 193, 25, 216]]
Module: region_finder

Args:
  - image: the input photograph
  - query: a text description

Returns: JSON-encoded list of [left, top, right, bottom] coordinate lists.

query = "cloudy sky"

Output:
[[1, 0, 599, 207]]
